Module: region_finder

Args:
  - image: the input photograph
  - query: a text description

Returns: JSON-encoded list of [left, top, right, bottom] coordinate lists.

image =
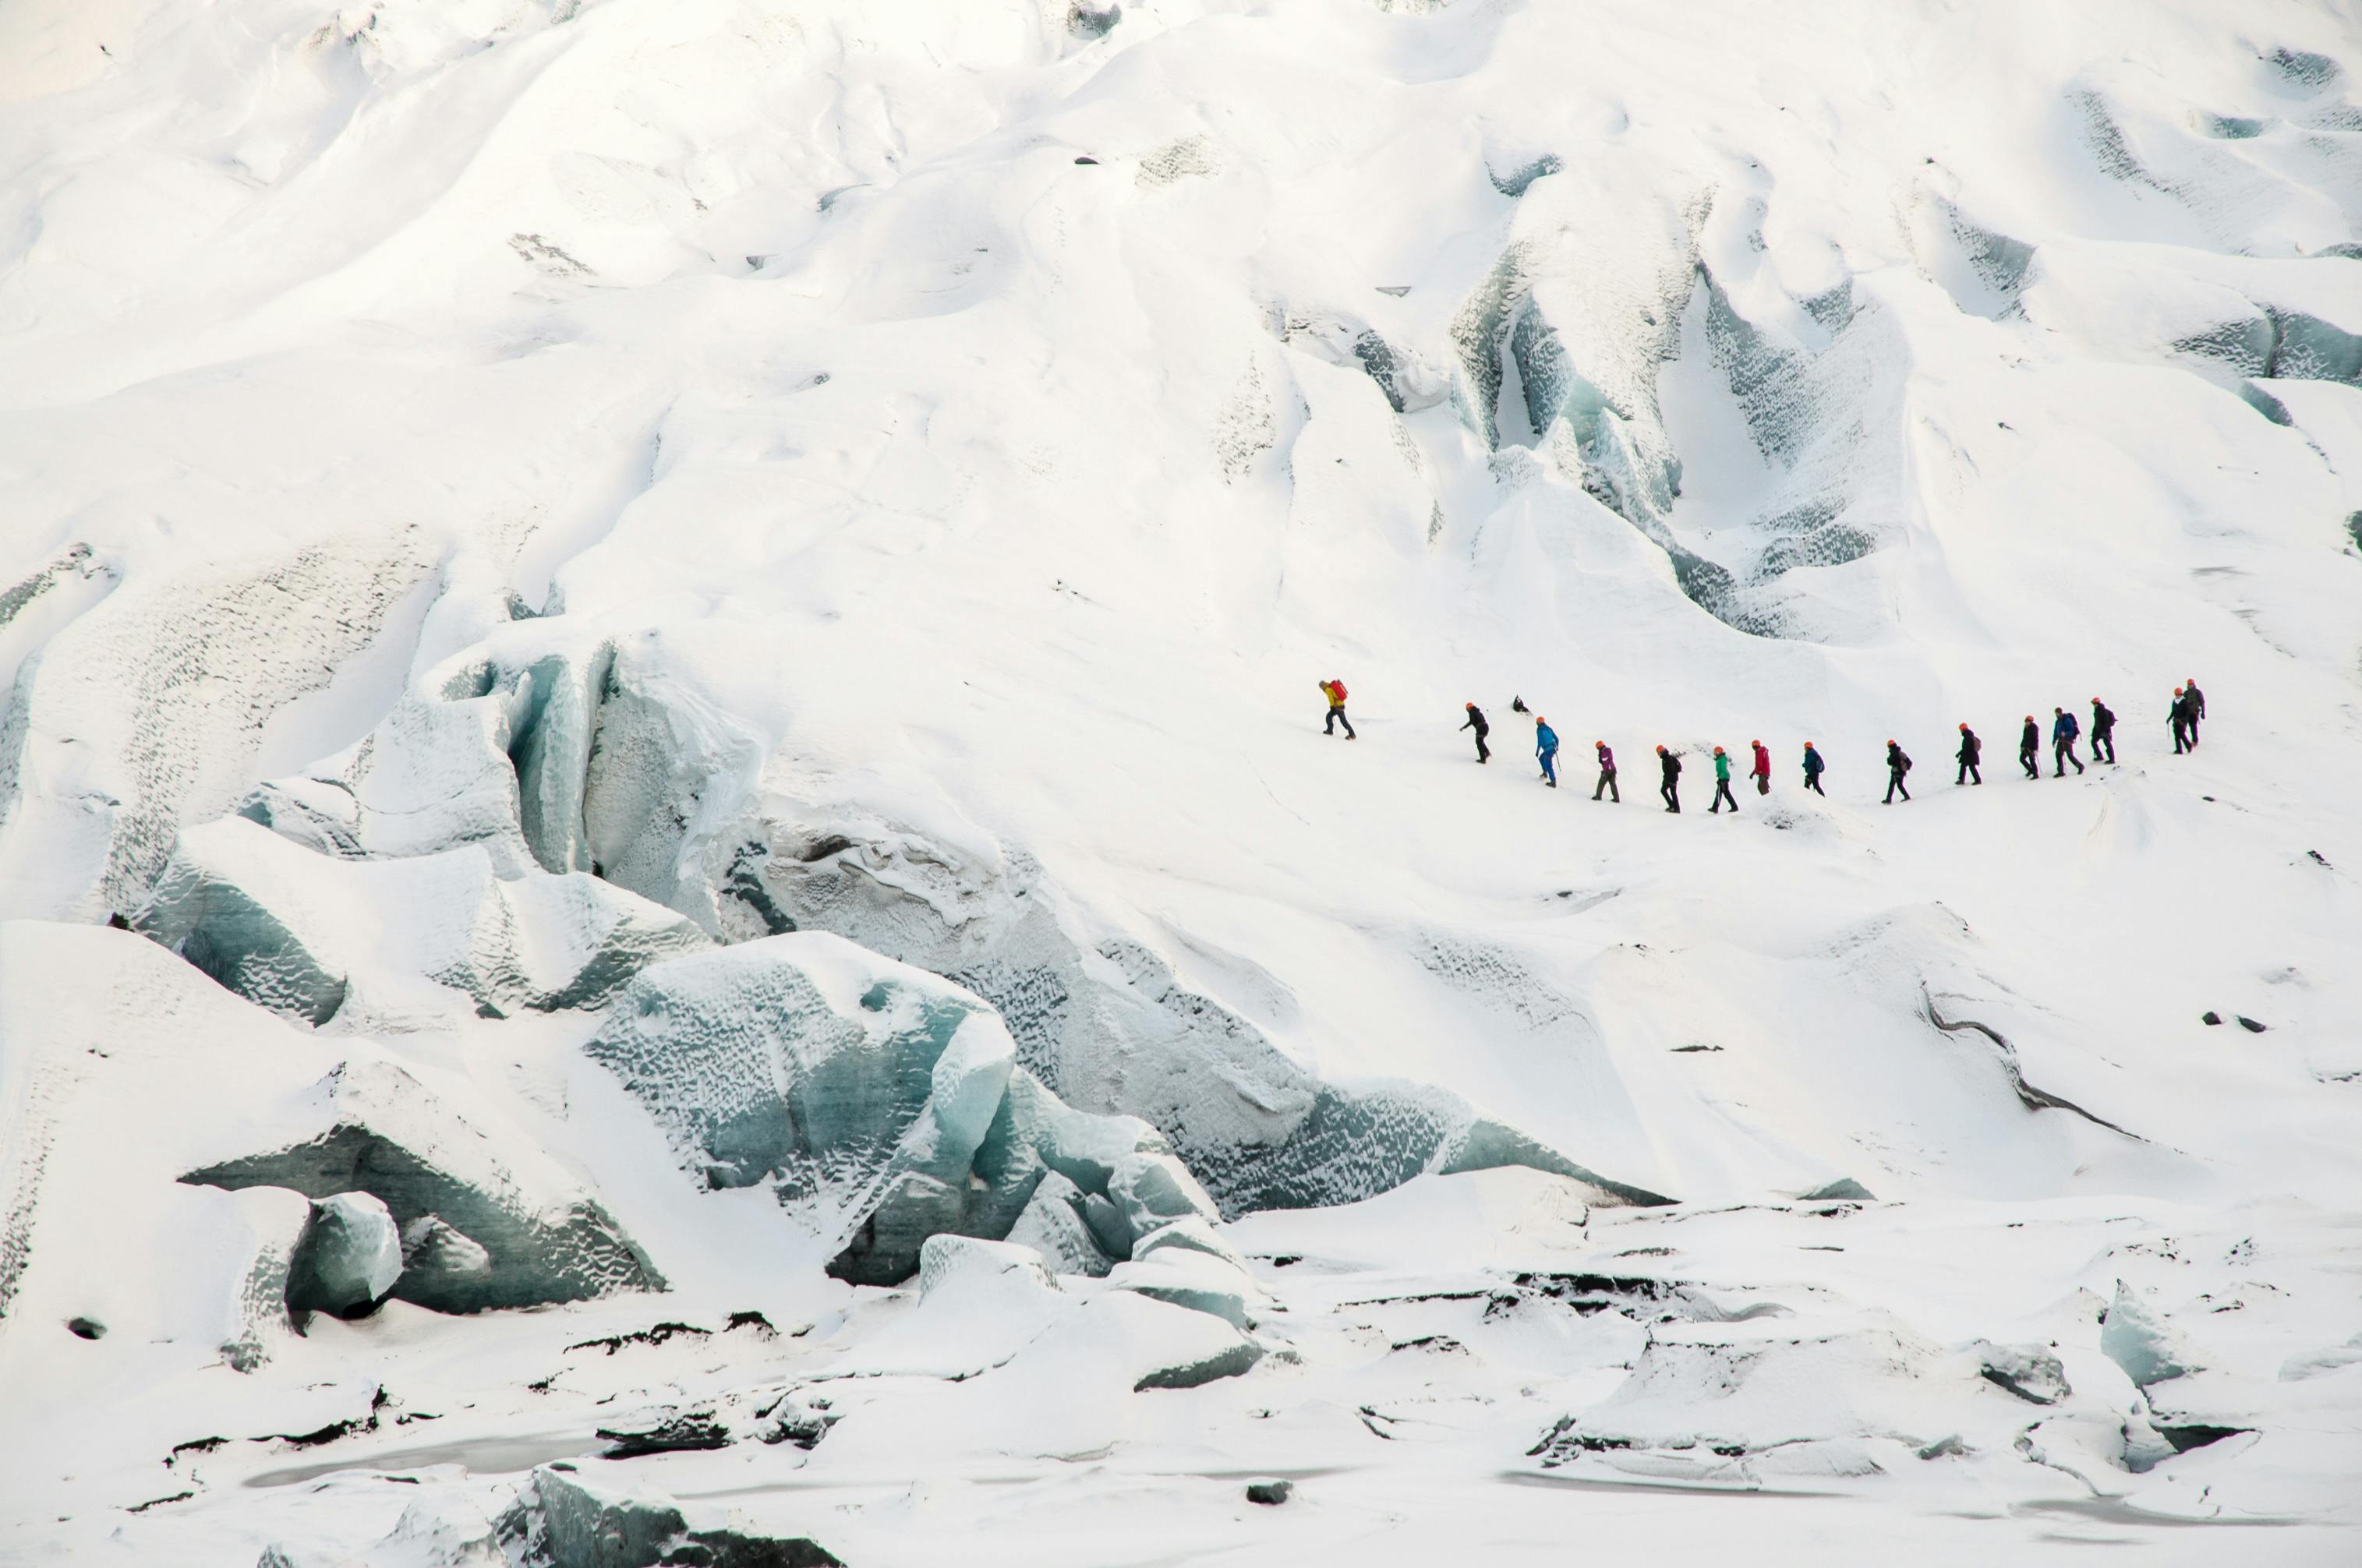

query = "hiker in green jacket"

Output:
[[1709, 746, 1738, 814]]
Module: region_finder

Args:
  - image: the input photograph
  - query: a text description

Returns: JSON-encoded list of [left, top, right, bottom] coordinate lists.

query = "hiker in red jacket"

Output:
[[1319, 678, 1356, 739], [1749, 739, 1771, 796]]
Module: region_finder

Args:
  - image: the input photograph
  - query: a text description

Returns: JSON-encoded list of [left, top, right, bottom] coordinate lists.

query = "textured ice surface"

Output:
[[5, 0, 2362, 1559], [583, 934, 1217, 1284], [1004, 1171, 1118, 1277], [136, 818, 709, 1028], [497, 1465, 842, 1568], [0, 534, 435, 923], [184, 1058, 662, 1313], [745, 820, 1666, 1217]]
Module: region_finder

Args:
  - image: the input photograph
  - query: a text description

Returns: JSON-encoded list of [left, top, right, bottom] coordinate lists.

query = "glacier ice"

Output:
[[183, 1059, 663, 1313], [1003, 1172, 1116, 1277], [737, 821, 1667, 1218], [582, 934, 1220, 1284], [2099, 1280, 2202, 1387], [136, 818, 710, 1027], [0, 533, 435, 924], [496, 1464, 842, 1568]]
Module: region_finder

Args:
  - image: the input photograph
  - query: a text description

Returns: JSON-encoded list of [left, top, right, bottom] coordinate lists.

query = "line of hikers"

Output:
[[1320, 677, 2208, 810]]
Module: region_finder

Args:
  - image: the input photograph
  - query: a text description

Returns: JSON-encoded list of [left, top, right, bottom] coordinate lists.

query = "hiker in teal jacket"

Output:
[[1534, 716, 1559, 787], [1710, 746, 1738, 813]]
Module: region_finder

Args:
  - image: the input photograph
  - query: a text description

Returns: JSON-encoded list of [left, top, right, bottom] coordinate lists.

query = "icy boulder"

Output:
[[285, 1192, 403, 1319], [1971, 1340, 2072, 1405], [2100, 1281, 2203, 1388], [496, 1464, 842, 1568], [583, 934, 1218, 1285], [184, 1058, 663, 1313], [1106, 1246, 1261, 1328], [135, 818, 709, 1028]]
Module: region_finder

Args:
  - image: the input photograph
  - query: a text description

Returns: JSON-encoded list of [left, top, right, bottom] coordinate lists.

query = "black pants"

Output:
[[1594, 768, 1618, 802], [2187, 714, 2201, 745], [1957, 760, 1980, 784], [1660, 781, 1680, 812], [2093, 731, 2114, 763], [2172, 722, 2189, 754], [1886, 768, 1910, 803], [1805, 774, 1824, 795], [1325, 707, 1355, 738], [2054, 739, 2081, 775], [1472, 732, 1489, 762], [1710, 779, 1737, 813], [2021, 748, 2038, 779]]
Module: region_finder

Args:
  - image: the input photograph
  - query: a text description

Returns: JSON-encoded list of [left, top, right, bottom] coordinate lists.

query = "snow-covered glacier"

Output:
[[2, 0, 2360, 1562]]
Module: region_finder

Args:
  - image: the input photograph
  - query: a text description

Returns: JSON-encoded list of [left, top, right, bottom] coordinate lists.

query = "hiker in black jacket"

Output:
[[2170, 687, 2193, 754], [1884, 739, 1912, 803], [1461, 702, 1490, 764], [1955, 723, 1982, 786], [1657, 745, 1681, 813], [2090, 698, 2116, 764], [2184, 678, 2205, 744], [2018, 716, 2040, 779]]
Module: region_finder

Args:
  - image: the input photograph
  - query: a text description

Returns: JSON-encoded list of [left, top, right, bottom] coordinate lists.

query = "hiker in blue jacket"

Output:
[[2051, 706, 2083, 776], [1534, 715, 1559, 788], [1802, 741, 1826, 795]]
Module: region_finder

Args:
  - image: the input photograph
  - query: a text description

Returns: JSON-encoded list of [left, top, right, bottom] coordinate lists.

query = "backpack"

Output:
[[1897, 750, 1912, 772], [1328, 681, 1347, 703]]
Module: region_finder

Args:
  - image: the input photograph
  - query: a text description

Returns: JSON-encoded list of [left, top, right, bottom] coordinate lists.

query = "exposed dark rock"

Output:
[[597, 1410, 730, 1459], [2159, 1422, 2249, 1453], [67, 1315, 105, 1340], [568, 1323, 712, 1357], [1244, 1478, 1294, 1505], [1487, 154, 1562, 197], [1924, 997, 2142, 1139], [1974, 1340, 2071, 1404], [2237, 1015, 2267, 1033]]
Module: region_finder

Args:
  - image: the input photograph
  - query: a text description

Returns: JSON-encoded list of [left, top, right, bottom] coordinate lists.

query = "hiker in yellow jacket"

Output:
[[1319, 678, 1356, 739]]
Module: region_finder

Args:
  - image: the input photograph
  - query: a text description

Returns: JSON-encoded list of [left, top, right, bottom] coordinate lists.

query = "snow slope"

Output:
[[2, 0, 2360, 1561]]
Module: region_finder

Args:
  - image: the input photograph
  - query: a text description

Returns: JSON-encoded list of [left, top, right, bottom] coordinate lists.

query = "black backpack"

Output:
[[1897, 750, 1912, 772]]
